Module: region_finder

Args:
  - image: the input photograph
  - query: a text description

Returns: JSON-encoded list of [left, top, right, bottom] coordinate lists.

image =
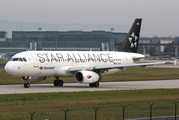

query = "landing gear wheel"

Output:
[[24, 83, 30, 88], [53, 80, 58, 86], [89, 82, 99, 87], [58, 80, 64, 86], [24, 83, 26, 88], [53, 79, 64, 87], [89, 83, 94, 87], [94, 82, 99, 87]]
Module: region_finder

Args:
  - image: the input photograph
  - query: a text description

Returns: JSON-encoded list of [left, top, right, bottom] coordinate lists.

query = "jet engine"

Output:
[[21, 76, 47, 83], [75, 71, 100, 84]]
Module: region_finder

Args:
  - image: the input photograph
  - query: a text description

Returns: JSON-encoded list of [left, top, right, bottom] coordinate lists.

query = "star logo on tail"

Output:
[[128, 32, 138, 48]]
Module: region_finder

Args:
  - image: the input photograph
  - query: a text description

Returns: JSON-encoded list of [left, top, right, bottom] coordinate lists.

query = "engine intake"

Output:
[[75, 71, 100, 84]]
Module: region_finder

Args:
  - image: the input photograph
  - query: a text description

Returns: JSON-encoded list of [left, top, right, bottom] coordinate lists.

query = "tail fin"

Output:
[[120, 18, 142, 53]]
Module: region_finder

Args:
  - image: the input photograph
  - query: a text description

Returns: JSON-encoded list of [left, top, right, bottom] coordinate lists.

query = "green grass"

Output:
[[0, 89, 179, 120], [1, 65, 179, 119], [1, 67, 179, 85], [103, 67, 179, 81], [0, 60, 7, 64]]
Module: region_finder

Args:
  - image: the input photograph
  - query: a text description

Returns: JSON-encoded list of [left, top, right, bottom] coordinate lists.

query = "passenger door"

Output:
[[31, 53, 39, 67]]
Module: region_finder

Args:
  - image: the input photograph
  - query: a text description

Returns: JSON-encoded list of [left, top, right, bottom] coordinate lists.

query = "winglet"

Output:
[[165, 59, 177, 65]]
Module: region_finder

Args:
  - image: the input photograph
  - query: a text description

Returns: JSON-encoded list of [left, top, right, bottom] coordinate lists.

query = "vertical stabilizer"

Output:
[[120, 19, 142, 53]]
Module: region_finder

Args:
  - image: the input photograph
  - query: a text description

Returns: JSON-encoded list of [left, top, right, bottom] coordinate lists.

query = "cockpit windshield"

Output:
[[9, 58, 27, 62]]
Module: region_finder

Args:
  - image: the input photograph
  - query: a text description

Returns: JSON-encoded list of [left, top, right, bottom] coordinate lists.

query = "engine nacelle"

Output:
[[75, 71, 100, 84], [21, 76, 47, 83]]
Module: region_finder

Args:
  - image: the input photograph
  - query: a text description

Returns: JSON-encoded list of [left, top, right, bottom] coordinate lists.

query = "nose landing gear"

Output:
[[24, 83, 30, 88]]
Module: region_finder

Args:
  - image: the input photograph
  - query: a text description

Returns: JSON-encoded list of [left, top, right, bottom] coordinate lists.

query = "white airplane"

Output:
[[4, 18, 175, 88]]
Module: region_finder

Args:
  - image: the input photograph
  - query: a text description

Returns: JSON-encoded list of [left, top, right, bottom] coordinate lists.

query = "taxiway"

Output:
[[0, 80, 179, 94]]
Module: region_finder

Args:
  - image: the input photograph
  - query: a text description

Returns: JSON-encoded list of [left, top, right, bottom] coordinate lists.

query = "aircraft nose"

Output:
[[4, 62, 14, 75]]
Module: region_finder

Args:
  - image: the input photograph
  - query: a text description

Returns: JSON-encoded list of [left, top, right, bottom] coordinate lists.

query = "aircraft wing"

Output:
[[133, 56, 172, 61], [68, 60, 176, 72]]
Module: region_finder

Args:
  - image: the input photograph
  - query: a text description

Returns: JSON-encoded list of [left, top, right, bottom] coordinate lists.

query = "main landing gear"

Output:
[[89, 81, 99, 87], [53, 78, 64, 87], [89, 73, 101, 88], [24, 83, 30, 88]]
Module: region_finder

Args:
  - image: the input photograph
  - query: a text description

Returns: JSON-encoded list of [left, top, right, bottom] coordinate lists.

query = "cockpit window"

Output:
[[9, 58, 13, 61], [23, 58, 27, 62], [19, 58, 23, 61], [10, 58, 27, 62], [12, 58, 18, 61]]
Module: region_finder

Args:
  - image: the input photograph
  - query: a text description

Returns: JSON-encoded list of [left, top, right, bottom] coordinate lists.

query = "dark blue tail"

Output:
[[120, 19, 142, 53]]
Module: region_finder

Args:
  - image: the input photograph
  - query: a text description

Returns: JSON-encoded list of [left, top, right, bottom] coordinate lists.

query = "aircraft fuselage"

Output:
[[5, 51, 144, 77]]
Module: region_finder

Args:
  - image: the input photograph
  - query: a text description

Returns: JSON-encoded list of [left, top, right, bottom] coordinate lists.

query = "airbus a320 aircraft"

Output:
[[4, 19, 175, 88]]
